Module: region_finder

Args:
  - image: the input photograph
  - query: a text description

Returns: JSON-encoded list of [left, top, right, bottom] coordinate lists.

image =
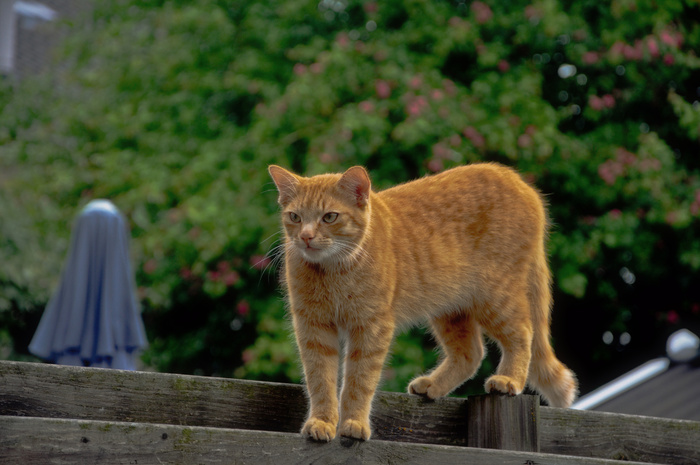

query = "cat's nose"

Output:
[[300, 228, 315, 245]]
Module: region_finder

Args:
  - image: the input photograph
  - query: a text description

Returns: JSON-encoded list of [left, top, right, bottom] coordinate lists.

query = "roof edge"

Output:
[[571, 357, 670, 411]]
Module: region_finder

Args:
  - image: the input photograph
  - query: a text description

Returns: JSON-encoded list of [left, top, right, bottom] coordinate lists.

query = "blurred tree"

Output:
[[1, 0, 699, 395]]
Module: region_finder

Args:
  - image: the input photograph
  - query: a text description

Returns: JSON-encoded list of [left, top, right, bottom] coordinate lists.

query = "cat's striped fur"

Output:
[[269, 163, 577, 441]]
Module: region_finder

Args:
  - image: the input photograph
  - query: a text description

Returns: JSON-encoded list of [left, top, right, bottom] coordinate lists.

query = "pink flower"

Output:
[[471, 1, 493, 24], [463, 126, 486, 148], [179, 267, 193, 280], [427, 159, 444, 173], [432, 142, 450, 159], [623, 42, 643, 61], [167, 208, 181, 223], [589, 95, 605, 111], [691, 202, 700, 216], [143, 259, 158, 275], [665, 211, 679, 225], [524, 5, 541, 21], [250, 255, 271, 270], [610, 41, 626, 59], [409, 75, 423, 90], [188, 227, 201, 239], [598, 160, 624, 185], [242, 349, 255, 363], [359, 100, 374, 113], [448, 16, 465, 28], [691, 190, 700, 216], [223, 271, 240, 286], [602, 94, 616, 109], [336, 32, 350, 48], [660, 30, 682, 48], [293, 63, 307, 76], [582, 51, 600, 65], [310, 62, 323, 74], [609, 209, 622, 219], [616, 148, 636, 166], [431, 89, 444, 101], [663, 53, 675, 66], [498, 60, 511, 72], [443, 79, 457, 96], [363, 1, 378, 13], [517, 134, 533, 148], [406, 95, 428, 116], [375, 80, 391, 99], [638, 158, 661, 172], [217, 260, 231, 272], [667, 310, 680, 325], [373, 50, 387, 62], [646, 37, 660, 58], [449, 134, 462, 147], [320, 152, 337, 164], [237, 300, 250, 317]]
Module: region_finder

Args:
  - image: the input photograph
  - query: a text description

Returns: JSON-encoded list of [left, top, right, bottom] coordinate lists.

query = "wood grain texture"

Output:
[[540, 408, 700, 465], [467, 393, 539, 452], [2, 361, 700, 465], [0, 361, 469, 445], [0, 416, 659, 465]]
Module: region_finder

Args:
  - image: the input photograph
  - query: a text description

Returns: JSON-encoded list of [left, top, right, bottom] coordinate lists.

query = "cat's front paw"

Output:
[[484, 375, 523, 396], [408, 376, 446, 399], [302, 417, 337, 442], [338, 419, 371, 441]]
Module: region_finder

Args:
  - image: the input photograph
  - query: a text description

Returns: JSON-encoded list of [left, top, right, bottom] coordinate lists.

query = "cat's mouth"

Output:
[[298, 242, 328, 261]]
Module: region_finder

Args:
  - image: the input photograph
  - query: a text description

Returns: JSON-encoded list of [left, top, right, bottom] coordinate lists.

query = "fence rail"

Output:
[[1, 361, 699, 464]]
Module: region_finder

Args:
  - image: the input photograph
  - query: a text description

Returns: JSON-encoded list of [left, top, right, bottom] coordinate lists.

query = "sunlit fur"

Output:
[[268, 163, 578, 442]]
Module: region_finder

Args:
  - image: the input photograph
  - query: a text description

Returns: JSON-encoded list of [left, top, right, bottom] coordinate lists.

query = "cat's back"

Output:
[[377, 163, 544, 225]]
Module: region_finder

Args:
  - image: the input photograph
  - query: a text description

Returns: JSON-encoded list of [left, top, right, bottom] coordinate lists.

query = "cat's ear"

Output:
[[268, 165, 300, 206], [338, 166, 371, 207]]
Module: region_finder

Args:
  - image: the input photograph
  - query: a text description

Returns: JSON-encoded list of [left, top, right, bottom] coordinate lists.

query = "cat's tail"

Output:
[[527, 247, 578, 408]]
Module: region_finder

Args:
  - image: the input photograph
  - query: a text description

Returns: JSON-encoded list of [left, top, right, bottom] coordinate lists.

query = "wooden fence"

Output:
[[1, 360, 699, 464]]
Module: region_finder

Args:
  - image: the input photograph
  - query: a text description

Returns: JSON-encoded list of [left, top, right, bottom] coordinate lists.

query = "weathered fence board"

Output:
[[0, 416, 656, 465], [540, 408, 700, 465], [467, 392, 539, 452], [0, 360, 468, 446], [2, 361, 699, 465]]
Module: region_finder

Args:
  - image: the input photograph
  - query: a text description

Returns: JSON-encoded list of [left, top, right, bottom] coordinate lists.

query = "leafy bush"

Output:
[[2, 0, 699, 394]]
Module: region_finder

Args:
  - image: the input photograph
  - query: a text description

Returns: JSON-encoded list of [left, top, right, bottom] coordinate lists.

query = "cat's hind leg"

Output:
[[482, 294, 533, 397], [408, 311, 484, 399]]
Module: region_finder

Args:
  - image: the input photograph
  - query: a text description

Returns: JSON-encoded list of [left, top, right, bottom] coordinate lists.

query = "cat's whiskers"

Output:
[[332, 238, 373, 268], [255, 236, 287, 285], [260, 230, 283, 246]]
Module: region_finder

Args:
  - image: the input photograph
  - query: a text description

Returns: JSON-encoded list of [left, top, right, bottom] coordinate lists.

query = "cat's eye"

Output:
[[289, 212, 301, 223], [323, 212, 339, 223]]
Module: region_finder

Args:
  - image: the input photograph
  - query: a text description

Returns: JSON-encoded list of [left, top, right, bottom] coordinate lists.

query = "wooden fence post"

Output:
[[467, 394, 540, 452]]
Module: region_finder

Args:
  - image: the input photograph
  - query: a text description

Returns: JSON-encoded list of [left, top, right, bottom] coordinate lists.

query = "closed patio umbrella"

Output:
[[28, 199, 147, 369]]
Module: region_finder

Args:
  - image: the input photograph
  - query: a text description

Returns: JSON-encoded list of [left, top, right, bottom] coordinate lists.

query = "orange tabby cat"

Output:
[[268, 163, 577, 442]]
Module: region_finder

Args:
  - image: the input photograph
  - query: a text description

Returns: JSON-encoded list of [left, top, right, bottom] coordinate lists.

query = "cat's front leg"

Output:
[[293, 311, 341, 442], [338, 317, 394, 440]]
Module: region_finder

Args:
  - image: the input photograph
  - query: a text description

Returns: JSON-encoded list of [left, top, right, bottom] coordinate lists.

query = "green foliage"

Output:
[[2, 0, 700, 393]]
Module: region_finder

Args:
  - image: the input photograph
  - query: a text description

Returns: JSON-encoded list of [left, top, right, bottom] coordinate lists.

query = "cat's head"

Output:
[[268, 165, 372, 265]]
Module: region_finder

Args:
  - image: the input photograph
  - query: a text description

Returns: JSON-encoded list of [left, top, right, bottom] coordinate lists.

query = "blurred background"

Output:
[[1, 0, 699, 404]]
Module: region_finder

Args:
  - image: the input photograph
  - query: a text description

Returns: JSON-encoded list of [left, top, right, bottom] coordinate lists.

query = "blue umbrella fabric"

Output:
[[29, 200, 148, 370]]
